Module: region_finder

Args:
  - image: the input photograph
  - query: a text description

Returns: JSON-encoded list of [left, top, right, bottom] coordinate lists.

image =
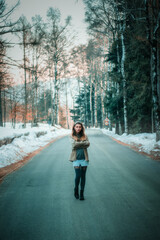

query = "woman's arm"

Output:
[[70, 136, 90, 150]]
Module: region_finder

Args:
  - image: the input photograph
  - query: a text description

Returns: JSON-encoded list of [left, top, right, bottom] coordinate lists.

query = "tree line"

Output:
[[0, 0, 72, 128], [69, 0, 160, 141], [0, 0, 160, 141]]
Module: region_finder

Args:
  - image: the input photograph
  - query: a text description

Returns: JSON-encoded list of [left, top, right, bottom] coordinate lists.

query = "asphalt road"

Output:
[[0, 129, 160, 240]]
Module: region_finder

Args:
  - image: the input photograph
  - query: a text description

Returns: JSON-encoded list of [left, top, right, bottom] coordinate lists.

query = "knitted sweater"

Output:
[[69, 135, 90, 162]]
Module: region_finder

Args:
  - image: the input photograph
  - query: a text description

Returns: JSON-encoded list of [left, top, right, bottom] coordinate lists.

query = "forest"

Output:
[[0, 0, 160, 141]]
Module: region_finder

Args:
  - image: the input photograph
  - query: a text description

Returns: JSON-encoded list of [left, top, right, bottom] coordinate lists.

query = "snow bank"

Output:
[[0, 123, 71, 168], [101, 128, 160, 156], [1, 124, 159, 168]]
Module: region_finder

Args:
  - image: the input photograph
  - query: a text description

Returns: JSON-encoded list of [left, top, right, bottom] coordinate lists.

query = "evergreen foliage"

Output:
[[80, 0, 158, 135]]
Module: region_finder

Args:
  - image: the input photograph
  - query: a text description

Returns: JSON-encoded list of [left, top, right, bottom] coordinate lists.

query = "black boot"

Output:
[[74, 187, 79, 199], [79, 190, 84, 200]]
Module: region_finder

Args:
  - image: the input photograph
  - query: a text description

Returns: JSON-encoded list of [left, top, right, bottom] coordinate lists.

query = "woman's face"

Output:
[[74, 124, 82, 134]]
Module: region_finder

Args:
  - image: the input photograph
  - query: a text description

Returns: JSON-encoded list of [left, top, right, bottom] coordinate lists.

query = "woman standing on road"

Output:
[[69, 122, 90, 200]]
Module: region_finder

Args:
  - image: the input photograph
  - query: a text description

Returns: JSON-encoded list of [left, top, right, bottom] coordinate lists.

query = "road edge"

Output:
[[0, 133, 70, 184], [109, 136, 160, 162]]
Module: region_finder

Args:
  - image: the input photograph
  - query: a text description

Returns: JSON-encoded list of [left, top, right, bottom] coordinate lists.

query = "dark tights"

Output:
[[74, 166, 87, 191]]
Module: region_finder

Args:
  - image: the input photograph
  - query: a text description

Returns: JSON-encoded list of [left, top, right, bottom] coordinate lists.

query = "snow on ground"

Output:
[[100, 128, 160, 156], [1, 123, 159, 168], [0, 123, 71, 168]]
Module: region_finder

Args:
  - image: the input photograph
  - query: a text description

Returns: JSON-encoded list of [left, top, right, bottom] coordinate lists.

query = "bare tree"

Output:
[[29, 15, 46, 126], [0, 0, 20, 126], [45, 7, 71, 126], [15, 16, 32, 128]]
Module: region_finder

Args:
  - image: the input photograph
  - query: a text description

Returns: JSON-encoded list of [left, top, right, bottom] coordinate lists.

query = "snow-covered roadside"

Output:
[[101, 128, 160, 157], [1, 124, 159, 168], [0, 124, 71, 168]]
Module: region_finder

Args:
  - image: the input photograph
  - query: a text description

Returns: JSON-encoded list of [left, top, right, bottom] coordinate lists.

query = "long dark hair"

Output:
[[71, 121, 86, 140]]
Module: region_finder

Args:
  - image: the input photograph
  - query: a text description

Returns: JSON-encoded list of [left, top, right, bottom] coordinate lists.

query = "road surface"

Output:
[[0, 129, 160, 240]]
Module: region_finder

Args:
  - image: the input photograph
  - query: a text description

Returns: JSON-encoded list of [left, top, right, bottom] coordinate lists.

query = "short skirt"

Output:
[[72, 159, 89, 167]]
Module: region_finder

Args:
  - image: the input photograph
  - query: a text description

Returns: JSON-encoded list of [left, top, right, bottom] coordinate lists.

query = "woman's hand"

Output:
[[70, 136, 90, 150]]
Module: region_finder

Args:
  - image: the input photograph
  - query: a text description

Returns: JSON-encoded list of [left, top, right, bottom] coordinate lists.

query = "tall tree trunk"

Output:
[[13, 89, 16, 129], [23, 27, 27, 128], [65, 79, 69, 129], [115, 40, 122, 134], [14, 106, 16, 129], [54, 55, 58, 125], [121, 21, 128, 135], [77, 76, 82, 120], [10, 92, 13, 128], [35, 47, 38, 125], [157, 39, 160, 106], [31, 69, 35, 127], [94, 82, 98, 128], [145, 0, 160, 141], [3, 90, 6, 127], [56, 89, 59, 125], [49, 65, 54, 125], [31, 48, 35, 127], [99, 52, 105, 129], [83, 77, 88, 128], [100, 78, 105, 129], [101, 40, 108, 129], [152, 38, 160, 141], [44, 87, 47, 119], [0, 88, 3, 126], [106, 38, 112, 131], [90, 76, 94, 127]]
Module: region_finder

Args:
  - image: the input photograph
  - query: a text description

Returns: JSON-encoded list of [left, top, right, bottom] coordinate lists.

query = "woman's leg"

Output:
[[79, 166, 87, 200], [80, 166, 87, 191], [74, 166, 81, 188], [74, 166, 81, 198]]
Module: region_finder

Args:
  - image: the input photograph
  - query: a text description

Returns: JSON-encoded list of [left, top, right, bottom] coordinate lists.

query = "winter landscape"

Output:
[[0, 0, 160, 240], [0, 123, 160, 169]]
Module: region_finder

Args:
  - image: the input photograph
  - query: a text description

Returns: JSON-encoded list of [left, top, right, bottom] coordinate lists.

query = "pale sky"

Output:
[[7, 0, 88, 46], [6, 0, 89, 81]]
